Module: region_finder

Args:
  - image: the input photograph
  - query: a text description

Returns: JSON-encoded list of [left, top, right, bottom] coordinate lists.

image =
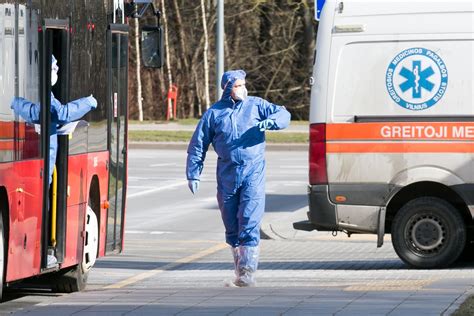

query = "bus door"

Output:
[[106, 25, 128, 253], [39, 19, 70, 269]]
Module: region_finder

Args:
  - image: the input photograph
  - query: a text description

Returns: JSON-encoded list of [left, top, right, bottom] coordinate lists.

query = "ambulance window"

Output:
[[313, 49, 317, 65]]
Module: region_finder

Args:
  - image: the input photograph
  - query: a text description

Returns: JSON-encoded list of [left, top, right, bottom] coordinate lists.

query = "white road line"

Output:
[[197, 197, 217, 203], [128, 185, 158, 189], [125, 230, 174, 235], [149, 163, 179, 167], [127, 181, 185, 199]]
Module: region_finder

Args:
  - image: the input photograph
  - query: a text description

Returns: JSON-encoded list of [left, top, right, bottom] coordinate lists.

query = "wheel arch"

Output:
[[385, 181, 471, 234]]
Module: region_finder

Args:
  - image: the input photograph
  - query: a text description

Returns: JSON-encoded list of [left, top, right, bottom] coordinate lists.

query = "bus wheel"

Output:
[[52, 205, 98, 293], [392, 197, 466, 268], [82, 205, 98, 273], [0, 214, 5, 301]]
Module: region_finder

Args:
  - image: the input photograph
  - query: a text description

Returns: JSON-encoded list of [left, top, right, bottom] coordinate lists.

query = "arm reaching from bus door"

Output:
[[10, 54, 97, 184], [51, 93, 97, 124]]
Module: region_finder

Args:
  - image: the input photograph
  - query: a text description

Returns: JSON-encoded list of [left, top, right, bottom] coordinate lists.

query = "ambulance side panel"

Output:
[[322, 2, 474, 233]]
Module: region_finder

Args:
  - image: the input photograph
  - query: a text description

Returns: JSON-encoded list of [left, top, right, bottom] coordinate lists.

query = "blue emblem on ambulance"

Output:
[[386, 48, 448, 111]]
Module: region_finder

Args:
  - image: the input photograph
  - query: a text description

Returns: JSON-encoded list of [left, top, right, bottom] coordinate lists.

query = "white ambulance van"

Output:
[[293, 0, 474, 268]]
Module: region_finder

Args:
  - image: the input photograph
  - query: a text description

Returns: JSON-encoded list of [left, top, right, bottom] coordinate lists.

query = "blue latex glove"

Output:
[[87, 95, 98, 108], [256, 119, 275, 131], [188, 180, 199, 194]]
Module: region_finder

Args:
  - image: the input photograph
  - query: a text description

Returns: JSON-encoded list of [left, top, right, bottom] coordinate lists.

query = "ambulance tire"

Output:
[[392, 197, 466, 268]]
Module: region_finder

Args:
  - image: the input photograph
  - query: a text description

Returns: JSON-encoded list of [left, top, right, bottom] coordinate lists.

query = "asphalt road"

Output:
[[2, 148, 474, 315]]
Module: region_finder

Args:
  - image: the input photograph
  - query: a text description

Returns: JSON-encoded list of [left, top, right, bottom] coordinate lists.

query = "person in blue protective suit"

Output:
[[11, 55, 97, 184], [186, 69, 291, 287], [11, 55, 97, 267]]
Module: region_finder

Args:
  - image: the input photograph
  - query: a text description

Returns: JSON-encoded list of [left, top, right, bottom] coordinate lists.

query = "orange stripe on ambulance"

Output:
[[379, 125, 474, 139]]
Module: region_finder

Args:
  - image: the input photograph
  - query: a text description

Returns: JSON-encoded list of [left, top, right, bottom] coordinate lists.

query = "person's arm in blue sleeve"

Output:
[[186, 111, 214, 181], [10, 97, 41, 124], [258, 98, 291, 130], [52, 94, 97, 124]]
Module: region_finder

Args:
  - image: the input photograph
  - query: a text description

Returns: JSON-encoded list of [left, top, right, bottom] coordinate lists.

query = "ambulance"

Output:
[[293, 0, 474, 268]]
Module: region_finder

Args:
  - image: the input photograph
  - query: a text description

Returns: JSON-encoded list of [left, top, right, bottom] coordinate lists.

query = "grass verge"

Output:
[[453, 295, 474, 316], [129, 130, 308, 143], [130, 119, 309, 126]]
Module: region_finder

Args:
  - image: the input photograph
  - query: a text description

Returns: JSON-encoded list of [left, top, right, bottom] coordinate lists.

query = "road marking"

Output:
[[103, 242, 228, 289], [345, 279, 435, 291], [197, 197, 217, 203], [150, 163, 178, 167], [127, 185, 157, 189], [124, 230, 173, 235], [127, 181, 185, 199]]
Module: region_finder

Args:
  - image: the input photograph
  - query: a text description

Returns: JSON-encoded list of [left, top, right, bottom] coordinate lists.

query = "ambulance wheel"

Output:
[[52, 205, 98, 292], [392, 197, 466, 268]]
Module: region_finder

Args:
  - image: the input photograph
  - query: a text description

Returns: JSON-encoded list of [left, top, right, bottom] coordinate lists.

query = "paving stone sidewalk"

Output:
[[9, 238, 474, 315]]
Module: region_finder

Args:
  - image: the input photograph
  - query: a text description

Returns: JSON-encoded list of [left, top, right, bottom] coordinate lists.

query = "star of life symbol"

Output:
[[386, 48, 448, 111]]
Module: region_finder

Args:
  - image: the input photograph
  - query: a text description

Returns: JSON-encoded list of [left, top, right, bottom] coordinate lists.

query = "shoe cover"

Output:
[[47, 254, 58, 268], [235, 245, 259, 287], [231, 247, 239, 277]]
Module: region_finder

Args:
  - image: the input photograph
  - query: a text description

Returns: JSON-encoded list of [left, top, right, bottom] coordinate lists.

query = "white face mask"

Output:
[[51, 70, 58, 86], [234, 86, 248, 101]]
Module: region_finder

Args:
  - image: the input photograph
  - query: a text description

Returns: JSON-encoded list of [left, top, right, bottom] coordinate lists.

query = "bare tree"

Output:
[[127, 0, 316, 121], [200, 0, 210, 113], [134, 19, 143, 121]]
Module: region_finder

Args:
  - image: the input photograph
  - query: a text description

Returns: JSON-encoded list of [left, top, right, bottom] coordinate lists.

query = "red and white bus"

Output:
[[0, 0, 162, 298]]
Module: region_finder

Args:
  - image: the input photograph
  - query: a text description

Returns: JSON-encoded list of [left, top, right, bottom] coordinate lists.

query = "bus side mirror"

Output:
[[141, 25, 164, 68]]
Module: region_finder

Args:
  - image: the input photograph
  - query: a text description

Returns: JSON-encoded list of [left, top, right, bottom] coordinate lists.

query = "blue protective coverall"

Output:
[[11, 93, 97, 184], [186, 70, 291, 286]]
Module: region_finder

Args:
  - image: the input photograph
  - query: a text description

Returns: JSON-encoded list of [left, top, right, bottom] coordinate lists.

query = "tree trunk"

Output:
[[161, 0, 173, 119], [171, 0, 193, 118], [200, 0, 210, 112], [134, 19, 143, 121]]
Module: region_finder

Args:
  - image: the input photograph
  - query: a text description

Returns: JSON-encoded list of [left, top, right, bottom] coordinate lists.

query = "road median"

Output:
[[129, 130, 308, 151]]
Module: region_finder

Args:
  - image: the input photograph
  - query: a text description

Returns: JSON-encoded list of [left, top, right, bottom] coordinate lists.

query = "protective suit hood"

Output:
[[220, 70, 246, 101]]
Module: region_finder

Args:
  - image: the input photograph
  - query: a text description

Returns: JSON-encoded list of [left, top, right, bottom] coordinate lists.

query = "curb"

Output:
[[260, 207, 311, 241], [444, 288, 474, 315], [129, 142, 308, 151]]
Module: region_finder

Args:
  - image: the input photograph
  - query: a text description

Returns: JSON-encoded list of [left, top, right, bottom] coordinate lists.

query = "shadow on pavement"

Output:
[[265, 194, 307, 213], [94, 258, 474, 271]]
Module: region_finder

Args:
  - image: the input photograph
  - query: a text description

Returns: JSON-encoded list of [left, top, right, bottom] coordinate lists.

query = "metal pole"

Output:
[[216, 0, 224, 99]]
